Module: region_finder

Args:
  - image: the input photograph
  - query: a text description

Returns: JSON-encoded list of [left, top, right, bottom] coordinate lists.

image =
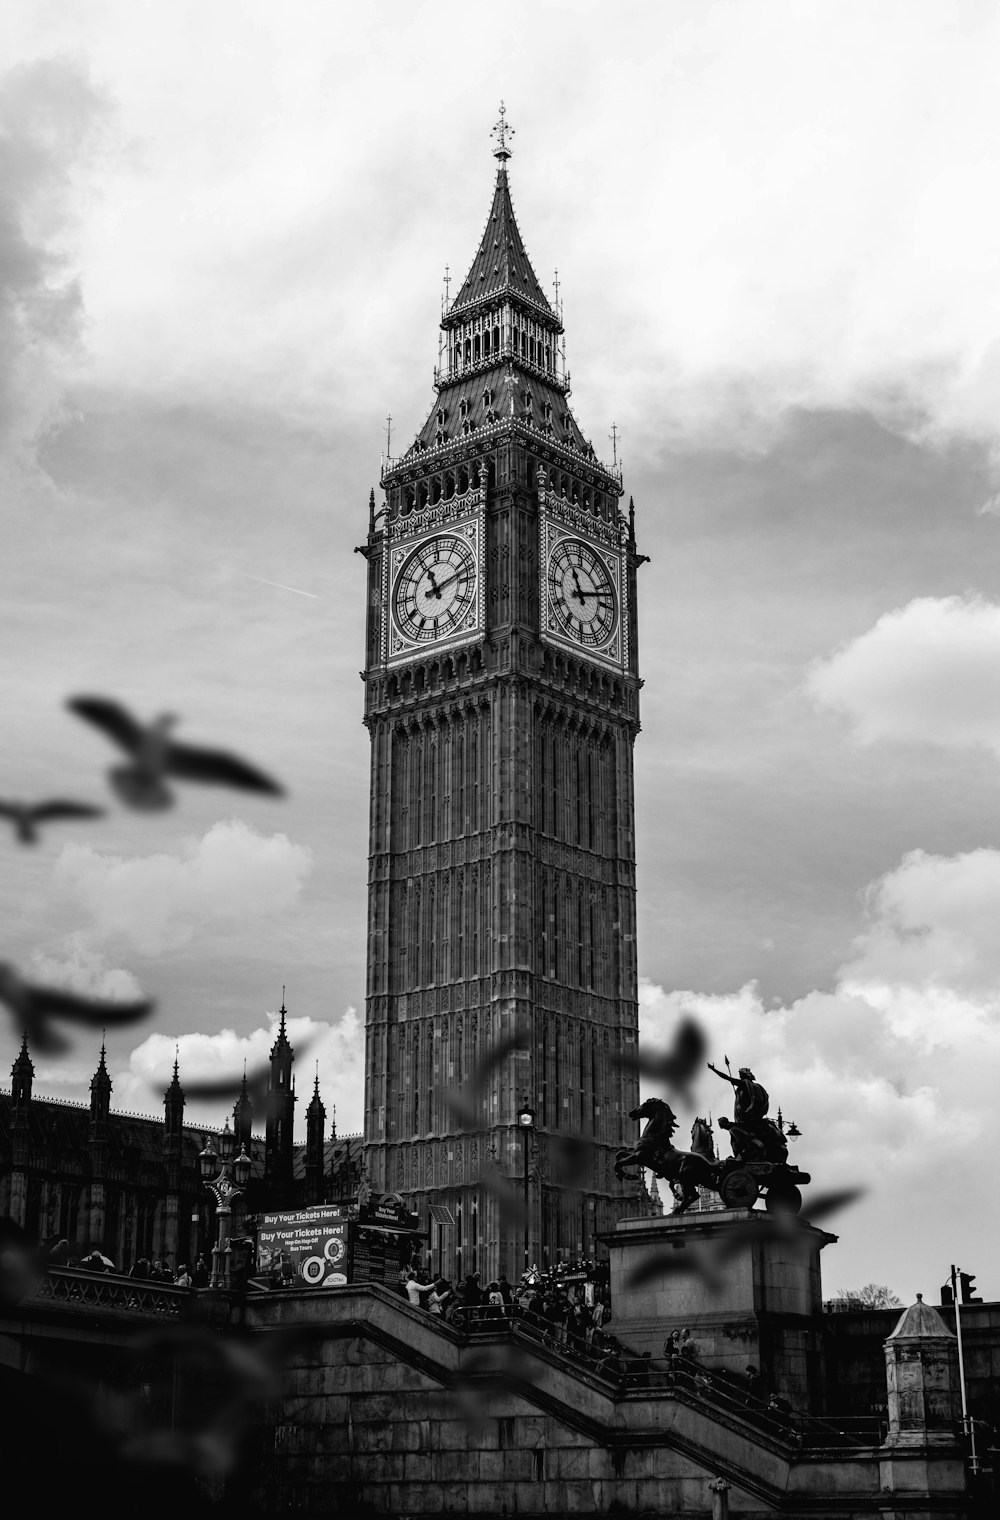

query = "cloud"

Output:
[[117, 1006, 365, 1136], [638, 842, 1000, 1296], [0, 56, 111, 468], [844, 848, 1000, 995], [806, 595, 1000, 757], [52, 819, 312, 955], [28, 930, 145, 1001]]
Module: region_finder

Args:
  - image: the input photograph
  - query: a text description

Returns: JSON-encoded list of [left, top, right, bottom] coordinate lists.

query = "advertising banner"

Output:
[[257, 1206, 349, 1288], [357, 1191, 420, 1232]]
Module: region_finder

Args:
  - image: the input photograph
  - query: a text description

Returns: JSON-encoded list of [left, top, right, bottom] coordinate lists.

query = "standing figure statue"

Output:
[[707, 1062, 788, 1165]]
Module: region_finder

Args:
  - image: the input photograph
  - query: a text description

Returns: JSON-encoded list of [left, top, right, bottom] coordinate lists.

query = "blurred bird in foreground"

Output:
[[181, 1040, 315, 1107], [614, 1014, 707, 1100], [0, 960, 154, 1054], [625, 1187, 867, 1293], [67, 696, 285, 810], [444, 1031, 529, 1128], [0, 798, 105, 845]]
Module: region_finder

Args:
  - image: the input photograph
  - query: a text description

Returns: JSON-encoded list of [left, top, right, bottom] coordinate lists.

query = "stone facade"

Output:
[[604, 1209, 836, 1412], [0, 1020, 362, 1267], [240, 1285, 972, 1518]]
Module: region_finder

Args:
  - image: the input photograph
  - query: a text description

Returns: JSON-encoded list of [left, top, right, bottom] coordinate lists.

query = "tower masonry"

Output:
[[360, 112, 646, 1280]]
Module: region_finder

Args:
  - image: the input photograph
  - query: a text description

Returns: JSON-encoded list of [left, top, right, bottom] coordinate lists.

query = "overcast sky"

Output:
[[4, 0, 1000, 1299]]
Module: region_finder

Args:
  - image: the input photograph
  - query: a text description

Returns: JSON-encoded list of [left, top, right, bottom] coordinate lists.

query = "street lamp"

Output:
[[198, 1129, 253, 1289], [516, 1099, 535, 1277], [777, 1108, 801, 1142]]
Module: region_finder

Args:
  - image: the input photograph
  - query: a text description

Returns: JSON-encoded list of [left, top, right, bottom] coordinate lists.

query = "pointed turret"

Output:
[[163, 1046, 184, 1144], [390, 105, 622, 481], [233, 1062, 253, 1152], [265, 990, 296, 1207], [89, 1039, 112, 1133], [88, 1039, 112, 1248], [450, 161, 556, 317], [8, 1031, 34, 1226], [270, 991, 293, 1067], [305, 1066, 327, 1206], [11, 1030, 33, 1112]]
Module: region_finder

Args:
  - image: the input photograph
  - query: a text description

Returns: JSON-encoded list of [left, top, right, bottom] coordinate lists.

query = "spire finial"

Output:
[[172, 1043, 180, 1081], [492, 101, 514, 164]]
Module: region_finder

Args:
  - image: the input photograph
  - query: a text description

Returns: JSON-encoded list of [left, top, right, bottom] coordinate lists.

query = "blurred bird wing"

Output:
[[68, 697, 145, 755], [164, 741, 284, 794], [0, 801, 21, 819], [180, 1074, 244, 1100], [31, 800, 105, 822], [470, 1030, 526, 1087], [34, 983, 154, 1025], [184, 1067, 269, 1103]]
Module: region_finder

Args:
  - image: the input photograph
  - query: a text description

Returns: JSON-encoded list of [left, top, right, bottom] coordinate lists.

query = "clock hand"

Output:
[[428, 567, 468, 597], [425, 567, 442, 599]]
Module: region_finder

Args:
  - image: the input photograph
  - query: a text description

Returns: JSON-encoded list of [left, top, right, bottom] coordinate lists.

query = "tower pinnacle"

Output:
[[491, 101, 514, 163]]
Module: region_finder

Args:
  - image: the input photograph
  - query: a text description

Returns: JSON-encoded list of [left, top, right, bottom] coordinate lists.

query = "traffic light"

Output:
[[959, 1272, 981, 1304], [941, 1281, 954, 1307]]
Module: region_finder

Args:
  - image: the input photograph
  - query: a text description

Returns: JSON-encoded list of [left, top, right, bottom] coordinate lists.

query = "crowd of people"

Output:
[[392, 1259, 799, 1421], [394, 1261, 616, 1362], [43, 1238, 211, 1288]]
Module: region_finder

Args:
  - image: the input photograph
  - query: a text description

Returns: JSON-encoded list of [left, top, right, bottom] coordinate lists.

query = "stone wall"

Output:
[[238, 1284, 958, 1519]]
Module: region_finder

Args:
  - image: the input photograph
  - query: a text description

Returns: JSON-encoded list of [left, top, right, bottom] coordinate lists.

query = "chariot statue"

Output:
[[614, 1057, 809, 1216]]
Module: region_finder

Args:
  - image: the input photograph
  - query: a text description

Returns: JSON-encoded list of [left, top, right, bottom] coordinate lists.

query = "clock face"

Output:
[[392, 533, 478, 645], [546, 537, 618, 649]]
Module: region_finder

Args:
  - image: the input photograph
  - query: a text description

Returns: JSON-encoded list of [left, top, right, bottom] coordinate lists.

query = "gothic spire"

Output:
[[92, 1036, 111, 1086], [12, 1028, 33, 1078], [270, 987, 293, 1058], [307, 1065, 325, 1119], [450, 145, 555, 318], [166, 1044, 183, 1094]]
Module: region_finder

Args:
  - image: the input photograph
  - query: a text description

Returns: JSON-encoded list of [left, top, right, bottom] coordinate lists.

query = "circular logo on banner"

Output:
[[301, 1256, 326, 1287], [324, 1235, 345, 1265]]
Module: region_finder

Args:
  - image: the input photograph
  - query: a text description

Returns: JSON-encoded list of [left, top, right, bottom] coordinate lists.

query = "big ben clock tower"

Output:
[[360, 108, 645, 1281]]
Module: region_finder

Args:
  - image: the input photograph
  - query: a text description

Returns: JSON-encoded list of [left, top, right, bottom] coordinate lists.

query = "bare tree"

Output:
[[831, 1283, 902, 1311]]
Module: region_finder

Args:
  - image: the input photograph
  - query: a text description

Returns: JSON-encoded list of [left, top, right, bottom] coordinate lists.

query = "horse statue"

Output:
[[615, 1098, 717, 1215], [690, 1115, 716, 1162], [667, 1116, 718, 1211]]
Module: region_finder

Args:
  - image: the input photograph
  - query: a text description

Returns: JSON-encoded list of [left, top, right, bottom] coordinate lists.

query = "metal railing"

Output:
[[434, 1303, 885, 1447], [28, 1266, 194, 1318]]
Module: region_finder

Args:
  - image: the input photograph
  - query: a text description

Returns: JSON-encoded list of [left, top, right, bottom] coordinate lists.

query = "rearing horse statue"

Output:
[[615, 1098, 717, 1214]]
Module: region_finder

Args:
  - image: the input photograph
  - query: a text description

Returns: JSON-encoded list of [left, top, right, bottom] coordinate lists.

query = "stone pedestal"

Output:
[[603, 1209, 836, 1411]]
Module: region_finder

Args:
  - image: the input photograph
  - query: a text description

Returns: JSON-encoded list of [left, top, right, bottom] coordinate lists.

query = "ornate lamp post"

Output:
[[198, 1122, 252, 1289], [777, 1108, 802, 1143], [516, 1100, 535, 1276]]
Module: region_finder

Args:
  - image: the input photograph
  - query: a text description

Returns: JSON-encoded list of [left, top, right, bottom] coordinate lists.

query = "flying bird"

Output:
[[0, 798, 105, 845], [66, 697, 285, 811], [614, 1015, 707, 1098], [626, 1186, 868, 1293], [181, 1039, 315, 1107], [444, 1031, 529, 1128], [0, 961, 154, 1054]]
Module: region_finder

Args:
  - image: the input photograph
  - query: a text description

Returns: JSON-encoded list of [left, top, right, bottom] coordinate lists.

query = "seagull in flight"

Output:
[[0, 798, 105, 845], [67, 697, 285, 811], [0, 960, 155, 1054]]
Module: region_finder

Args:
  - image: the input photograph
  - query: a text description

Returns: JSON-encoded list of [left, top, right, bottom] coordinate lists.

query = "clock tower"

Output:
[[360, 110, 645, 1281]]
